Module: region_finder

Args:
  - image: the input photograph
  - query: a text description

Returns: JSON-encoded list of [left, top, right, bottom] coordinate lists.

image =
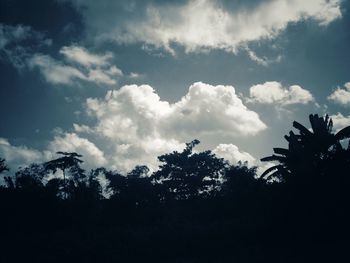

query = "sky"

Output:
[[1, 0, 350, 173]]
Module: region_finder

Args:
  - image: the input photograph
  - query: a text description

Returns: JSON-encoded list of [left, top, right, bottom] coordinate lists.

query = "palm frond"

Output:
[[335, 126, 350, 141], [309, 114, 317, 133], [273, 148, 289, 156], [260, 165, 281, 179], [260, 155, 286, 163], [293, 121, 312, 136]]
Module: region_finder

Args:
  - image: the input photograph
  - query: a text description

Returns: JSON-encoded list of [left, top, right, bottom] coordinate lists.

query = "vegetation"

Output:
[[1, 114, 350, 263], [261, 114, 350, 182]]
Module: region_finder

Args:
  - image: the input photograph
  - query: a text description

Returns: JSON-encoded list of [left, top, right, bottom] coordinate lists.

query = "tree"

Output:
[[153, 140, 227, 200], [221, 161, 258, 197], [97, 168, 127, 199], [125, 165, 156, 206], [44, 152, 84, 180], [0, 158, 12, 188], [260, 114, 350, 182], [127, 165, 149, 179], [0, 158, 9, 174], [44, 152, 84, 198], [14, 164, 46, 189]]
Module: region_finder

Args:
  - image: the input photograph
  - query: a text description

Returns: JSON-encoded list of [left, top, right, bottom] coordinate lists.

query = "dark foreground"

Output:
[[1, 114, 350, 262]]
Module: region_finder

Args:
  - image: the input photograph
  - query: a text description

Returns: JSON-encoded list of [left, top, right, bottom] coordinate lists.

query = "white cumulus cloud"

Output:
[[213, 144, 256, 165], [328, 82, 350, 106], [48, 133, 107, 169], [166, 82, 267, 136], [212, 143, 276, 177], [330, 112, 350, 132], [77, 82, 266, 171], [249, 81, 314, 105], [0, 82, 268, 173], [0, 138, 51, 171]]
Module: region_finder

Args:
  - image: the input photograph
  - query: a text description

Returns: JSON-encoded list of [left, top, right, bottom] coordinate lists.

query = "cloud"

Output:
[[48, 133, 107, 169], [67, 0, 341, 54], [213, 144, 256, 165], [0, 24, 123, 85], [166, 82, 267, 136], [86, 82, 266, 139], [327, 82, 350, 106], [249, 81, 314, 105], [129, 72, 142, 78], [28, 54, 88, 85], [28, 46, 123, 86], [0, 23, 51, 69], [77, 82, 266, 171], [0, 24, 32, 49], [246, 48, 282, 67], [87, 68, 120, 85], [212, 143, 275, 177], [330, 112, 350, 132], [0, 134, 106, 174], [0, 81, 268, 173], [60, 45, 113, 67], [0, 23, 49, 50], [0, 138, 51, 171]]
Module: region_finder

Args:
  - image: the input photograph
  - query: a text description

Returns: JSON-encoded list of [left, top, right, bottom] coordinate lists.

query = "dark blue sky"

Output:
[[1, 0, 350, 172]]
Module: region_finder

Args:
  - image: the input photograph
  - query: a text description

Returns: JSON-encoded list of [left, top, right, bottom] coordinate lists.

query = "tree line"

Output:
[[1, 139, 259, 203], [1, 114, 350, 263]]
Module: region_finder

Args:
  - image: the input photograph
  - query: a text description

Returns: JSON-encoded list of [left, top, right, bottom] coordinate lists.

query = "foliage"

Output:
[[153, 139, 227, 200], [0, 158, 9, 174], [43, 152, 85, 198], [15, 164, 46, 189], [261, 114, 350, 182]]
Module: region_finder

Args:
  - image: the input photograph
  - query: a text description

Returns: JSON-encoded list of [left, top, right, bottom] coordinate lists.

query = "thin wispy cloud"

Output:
[[29, 46, 123, 86], [245, 47, 282, 67], [60, 45, 114, 67], [0, 23, 52, 69]]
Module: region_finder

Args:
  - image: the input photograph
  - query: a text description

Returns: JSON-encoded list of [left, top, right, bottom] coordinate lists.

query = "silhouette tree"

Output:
[[125, 165, 157, 206], [221, 161, 258, 197], [96, 167, 127, 200], [44, 152, 84, 180], [0, 158, 14, 188], [86, 169, 104, 201], [261, 114, 350, 182], [14, 164, 46, 189], [153, 140, 227, 200], [127, 165, 149, 179], [0, 158, 9, 174], [44, 152, 84, 198], [3, 126, 350, 262]]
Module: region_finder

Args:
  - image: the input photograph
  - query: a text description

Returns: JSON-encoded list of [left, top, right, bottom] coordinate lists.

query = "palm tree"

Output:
[[260, 114, 350, 181]]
